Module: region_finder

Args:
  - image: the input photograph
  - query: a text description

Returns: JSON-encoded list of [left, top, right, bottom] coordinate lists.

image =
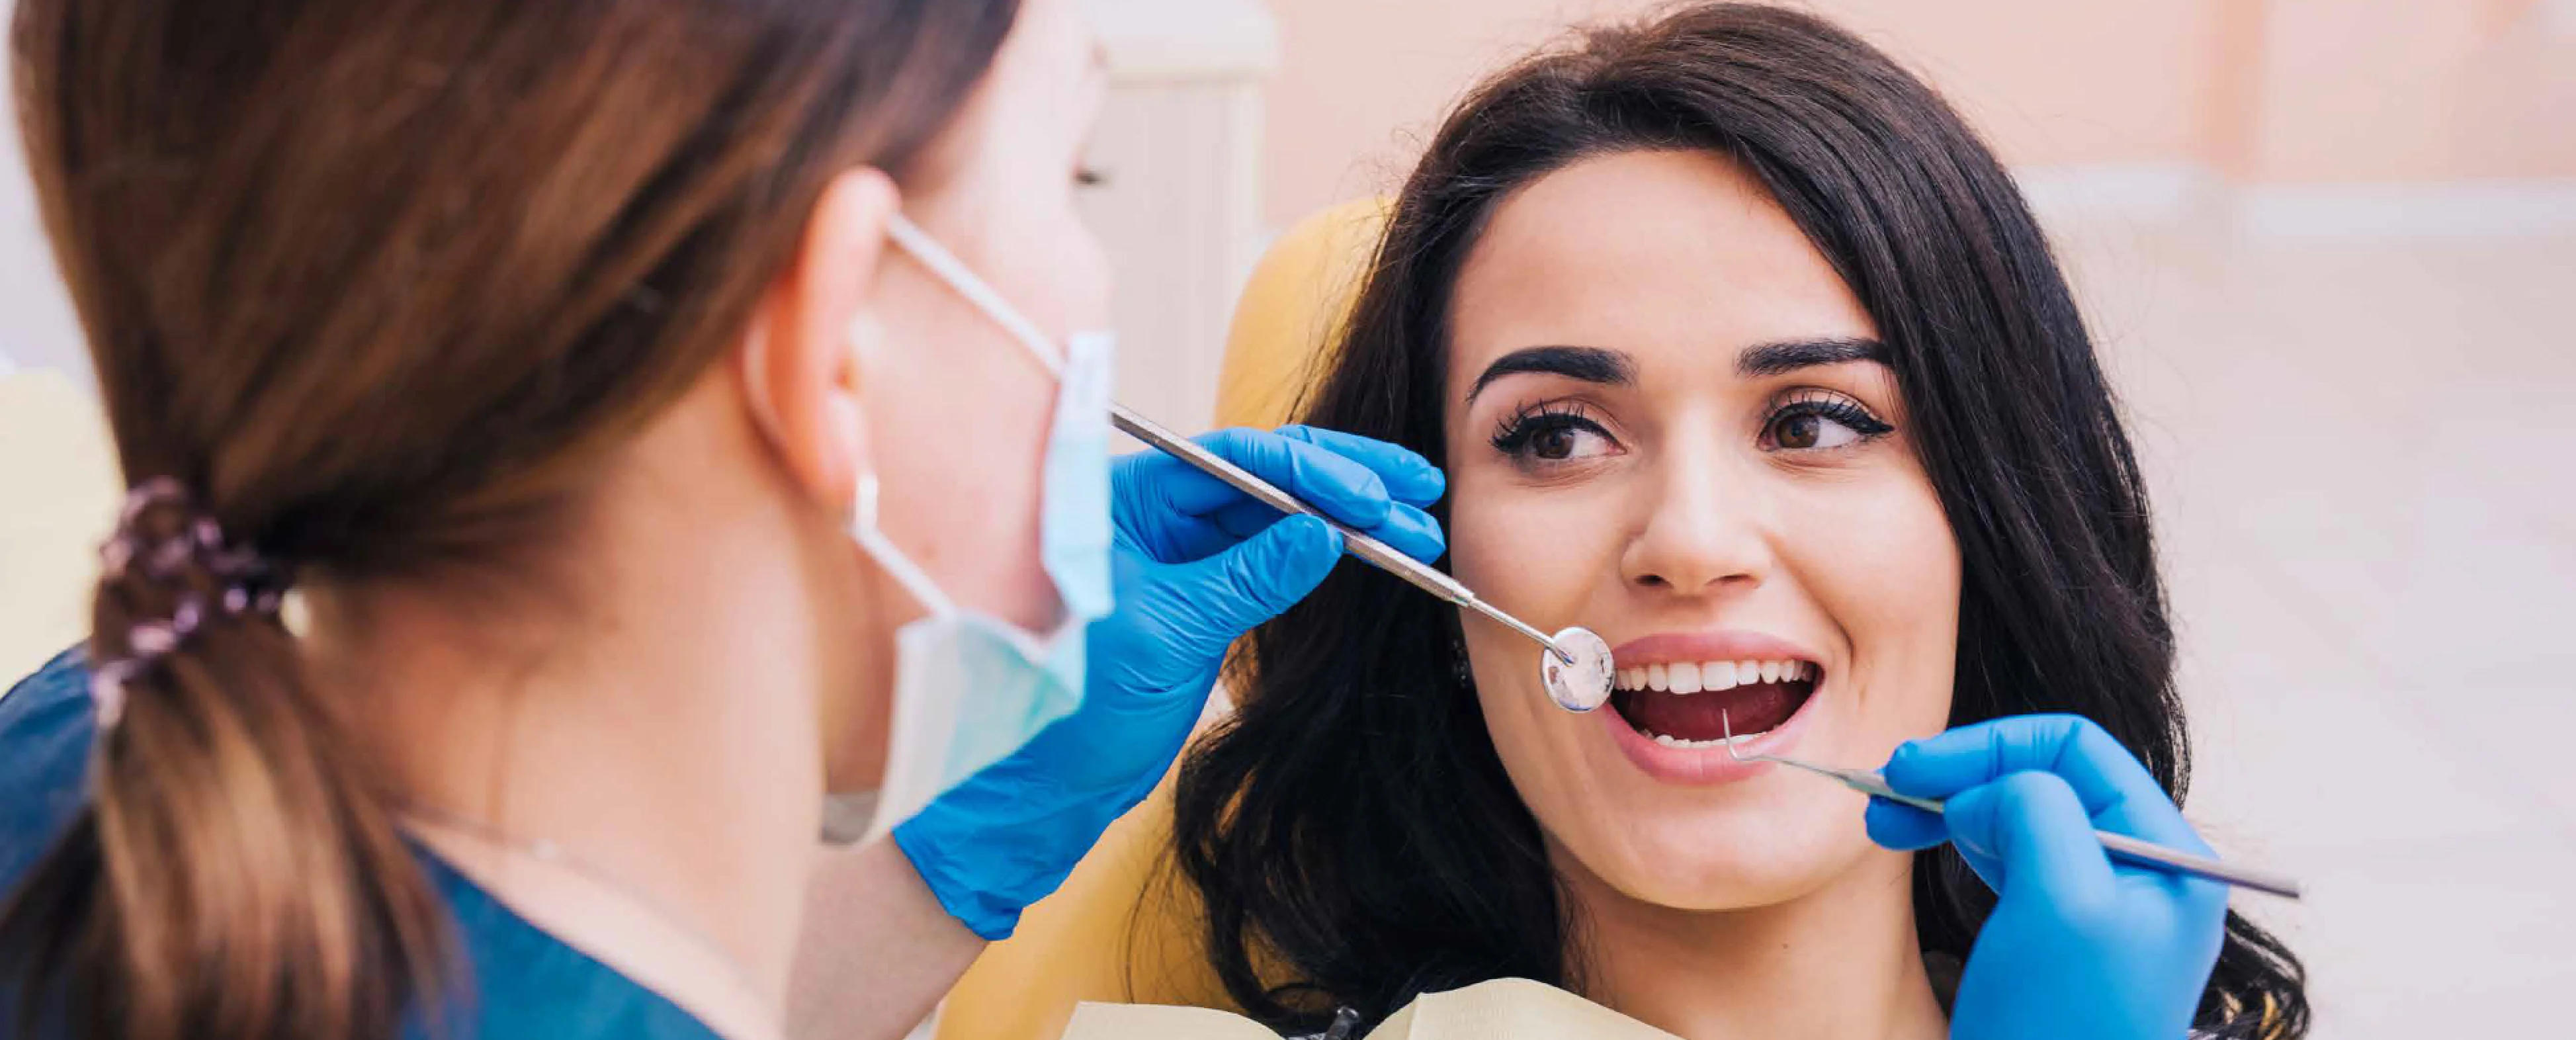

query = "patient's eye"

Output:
[[1762, 390, 1893, 452], [1491, 402, 1619, 464]]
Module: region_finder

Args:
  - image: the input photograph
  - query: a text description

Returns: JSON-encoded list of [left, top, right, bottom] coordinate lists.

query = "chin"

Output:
[[1502, 677, 1916, 913], [1548, 789, 1891, 911]]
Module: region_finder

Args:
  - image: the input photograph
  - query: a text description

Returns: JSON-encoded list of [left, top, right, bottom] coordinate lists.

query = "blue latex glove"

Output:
[[894, 426, 1445, 939], [1865, 715, 2228, 1040]]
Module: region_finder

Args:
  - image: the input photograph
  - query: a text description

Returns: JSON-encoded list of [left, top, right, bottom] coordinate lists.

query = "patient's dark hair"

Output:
[[1170, 4, 2307, 1036]]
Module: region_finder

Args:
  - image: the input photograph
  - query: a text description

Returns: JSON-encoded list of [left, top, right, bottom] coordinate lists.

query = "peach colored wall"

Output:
[[1791, 0, 2225, 167], [2241, 0, 2576, 183], [1262, 0, 2576, 225], [1263, 0, 1629, 228], [1262, 0, 2229, 226]]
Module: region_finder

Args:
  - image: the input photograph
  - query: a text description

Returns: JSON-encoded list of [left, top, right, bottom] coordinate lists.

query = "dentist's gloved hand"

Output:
[[1865, 715, 2227, 1040], [895, 426, 1445, 939]]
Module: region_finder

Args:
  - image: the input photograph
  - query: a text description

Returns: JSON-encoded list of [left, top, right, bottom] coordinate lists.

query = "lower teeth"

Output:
[[1648, 731, 1761, 749]]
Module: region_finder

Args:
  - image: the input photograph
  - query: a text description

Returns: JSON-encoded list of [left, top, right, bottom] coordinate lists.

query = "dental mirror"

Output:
[[1541, 625, 1614, 712]]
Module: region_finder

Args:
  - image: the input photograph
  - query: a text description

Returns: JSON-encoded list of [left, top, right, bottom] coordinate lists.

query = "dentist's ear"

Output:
[[740, 167, 900, 511]]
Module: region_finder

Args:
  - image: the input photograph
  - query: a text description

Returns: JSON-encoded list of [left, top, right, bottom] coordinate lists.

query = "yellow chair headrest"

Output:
[[933, 197, 1392, 1040], [1211, 196, 1393, 430]]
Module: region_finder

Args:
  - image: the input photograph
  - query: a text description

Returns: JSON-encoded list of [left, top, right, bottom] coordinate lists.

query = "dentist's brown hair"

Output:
[[1, 1, 1019, 1037]]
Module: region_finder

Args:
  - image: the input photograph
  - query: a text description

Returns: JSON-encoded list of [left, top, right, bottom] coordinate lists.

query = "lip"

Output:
[[1610, 629, 1821, 670], [1598, 628, 1826, 785]]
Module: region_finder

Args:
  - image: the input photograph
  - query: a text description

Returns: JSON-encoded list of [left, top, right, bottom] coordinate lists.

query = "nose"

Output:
[[1618, 445, 1776, 597]]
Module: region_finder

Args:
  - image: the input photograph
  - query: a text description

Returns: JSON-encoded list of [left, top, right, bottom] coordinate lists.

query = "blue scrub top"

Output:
[[0, 648, 728, 1040]]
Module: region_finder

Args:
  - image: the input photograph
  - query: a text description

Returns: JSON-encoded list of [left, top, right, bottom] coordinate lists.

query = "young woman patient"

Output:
[[1170, 5, 2306, 1039]]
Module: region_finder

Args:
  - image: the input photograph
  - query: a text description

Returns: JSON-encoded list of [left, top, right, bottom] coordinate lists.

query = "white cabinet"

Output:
[[1078, 0, 1277, 435]]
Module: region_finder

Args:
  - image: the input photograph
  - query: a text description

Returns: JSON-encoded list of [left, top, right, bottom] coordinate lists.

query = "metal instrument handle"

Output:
[[1834, 767, 2303, 900], [1111, 405, 1566, 660]]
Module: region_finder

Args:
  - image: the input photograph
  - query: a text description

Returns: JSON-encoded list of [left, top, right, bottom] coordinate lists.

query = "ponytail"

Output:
[[0, 482, 447, 1040]]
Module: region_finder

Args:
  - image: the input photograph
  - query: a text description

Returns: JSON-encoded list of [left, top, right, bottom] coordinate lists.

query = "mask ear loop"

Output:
[[884, 215, 1066, 376], [851, 473, 958, 617], [836, 296, 964, 622], [864, 216, 1088, 653]]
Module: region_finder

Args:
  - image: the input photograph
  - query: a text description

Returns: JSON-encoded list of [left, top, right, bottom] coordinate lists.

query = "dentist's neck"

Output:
[[319, 401, 853, 1038], [1561, 844, 1947, 1040]]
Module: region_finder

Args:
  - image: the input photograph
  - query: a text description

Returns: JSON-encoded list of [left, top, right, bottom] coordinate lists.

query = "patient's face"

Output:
[[1443, 149, 1960, 913]]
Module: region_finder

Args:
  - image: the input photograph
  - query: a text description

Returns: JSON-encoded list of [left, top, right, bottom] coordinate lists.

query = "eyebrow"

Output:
[[1465, 337, 1890, 403], [1736, 337, 1888, 377], [1466, 345, 1636, 403]]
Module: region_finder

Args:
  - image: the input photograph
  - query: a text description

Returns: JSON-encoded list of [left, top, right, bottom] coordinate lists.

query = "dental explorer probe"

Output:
[[1719, 713, 2305, 900], [1111, 405, 1587, 672]]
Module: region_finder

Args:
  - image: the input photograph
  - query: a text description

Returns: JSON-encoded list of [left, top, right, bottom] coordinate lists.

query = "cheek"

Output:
[[1445, 472, 1618, 623], [1047, 216, 1113, 332], [1447, 470, 1642, 874], [1782, 468, 1962, 740], [946, 167, 1115, 338], [980, 207, 1113, 336], [863, 311, 1060, 630]]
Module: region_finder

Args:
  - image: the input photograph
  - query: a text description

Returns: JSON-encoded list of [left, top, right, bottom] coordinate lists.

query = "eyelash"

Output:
[[1489, 402, 1615, 459], [1504, 402, 1597, 450], [1074, 165, 1109, 188], [1484, 391, 1894, 462], [1761, 389, 1895, 449]]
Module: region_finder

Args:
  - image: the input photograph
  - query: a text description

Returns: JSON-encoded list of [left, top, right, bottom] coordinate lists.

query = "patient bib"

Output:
[[1058, 978, 1680, 1040]]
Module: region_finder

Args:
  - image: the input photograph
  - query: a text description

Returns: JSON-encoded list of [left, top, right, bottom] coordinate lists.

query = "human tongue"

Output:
[[1621, 682, 1802, 742]]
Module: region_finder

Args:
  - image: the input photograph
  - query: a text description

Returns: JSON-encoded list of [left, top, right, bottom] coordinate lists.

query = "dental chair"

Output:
[[933, 196, 1392, 1040]]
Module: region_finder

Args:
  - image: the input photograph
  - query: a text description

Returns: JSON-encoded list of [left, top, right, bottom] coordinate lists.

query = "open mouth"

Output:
[[1610, 658, 1820, 750]]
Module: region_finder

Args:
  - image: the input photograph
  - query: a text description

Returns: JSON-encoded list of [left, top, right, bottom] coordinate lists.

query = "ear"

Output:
[[739, 167, 901, 512]]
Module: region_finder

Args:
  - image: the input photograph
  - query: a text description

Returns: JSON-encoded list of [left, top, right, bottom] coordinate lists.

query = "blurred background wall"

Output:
[[1266, 0, 2576, 230]]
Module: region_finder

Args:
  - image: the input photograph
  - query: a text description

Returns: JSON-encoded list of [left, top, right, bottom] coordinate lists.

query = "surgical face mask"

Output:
[[834, 215, 1115, 843]]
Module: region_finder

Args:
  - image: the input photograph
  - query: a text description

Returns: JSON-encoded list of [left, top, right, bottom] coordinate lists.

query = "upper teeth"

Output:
[[1615, 659, 1811, 693]]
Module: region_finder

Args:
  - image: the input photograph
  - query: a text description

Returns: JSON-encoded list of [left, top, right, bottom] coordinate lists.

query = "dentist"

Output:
[[0, 1, 1432, 1039]]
